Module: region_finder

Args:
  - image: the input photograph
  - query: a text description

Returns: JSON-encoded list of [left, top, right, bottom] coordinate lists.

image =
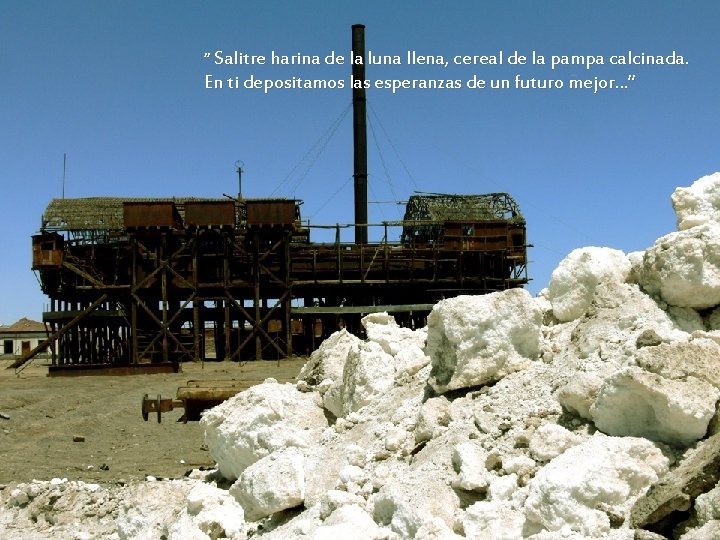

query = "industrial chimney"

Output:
[[352, 24, 368, 245]]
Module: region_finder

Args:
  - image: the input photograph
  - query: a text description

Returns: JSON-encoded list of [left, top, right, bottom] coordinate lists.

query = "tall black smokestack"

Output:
[[352, 24, 368, 245]]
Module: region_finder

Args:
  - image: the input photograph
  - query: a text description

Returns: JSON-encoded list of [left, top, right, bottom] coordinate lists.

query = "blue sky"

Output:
[[1, 0, 719, 324]]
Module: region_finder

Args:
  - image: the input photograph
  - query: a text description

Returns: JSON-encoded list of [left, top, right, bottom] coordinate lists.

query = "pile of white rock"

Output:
[[3, 173, 720, 539]]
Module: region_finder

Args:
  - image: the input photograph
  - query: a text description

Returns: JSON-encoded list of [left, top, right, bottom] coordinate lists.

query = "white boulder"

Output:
[[634, 338, 720, 389], [201, 381, 327, 480], [524, 435, 669, 536], [371, 476, 460, 538], [363, 312, 426, 356], [556, 370, 610, 420], [426, 289, 542, 393], [415, 396, 451, 443], [463, 501, 527, 540], [229, 447, 306, 522], [116, 481, 196, 540], [169, 481, 246, 540], [313, 504, 383, 540], [296, 328, 361, 385], [338, 340, 396, 416], [547, 247, 631, 322], [414, 517, 464, 540], [637, 224, 720, 308], [590, 366, 719, 446], [451, 441, 490, 492], [694, 482, 720, 524], [529, 424, 583, 462], [671, 171, 720, 230]]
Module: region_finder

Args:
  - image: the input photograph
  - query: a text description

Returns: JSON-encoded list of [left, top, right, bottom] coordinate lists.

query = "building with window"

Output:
[[0, 318, 51, 359]]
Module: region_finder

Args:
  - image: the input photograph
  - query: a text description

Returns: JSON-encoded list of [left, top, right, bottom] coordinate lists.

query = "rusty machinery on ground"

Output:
[[13, 25, 529, 376]]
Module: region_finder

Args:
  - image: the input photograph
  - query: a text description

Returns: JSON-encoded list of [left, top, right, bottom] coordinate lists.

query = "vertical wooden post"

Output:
[[254, 230, 262, 361], [131, 237, 139, 364], [284, 231, 292, 358], [161, 235, 169, 364], [224, 234, 231, 361], [192, 234, 201, 363]]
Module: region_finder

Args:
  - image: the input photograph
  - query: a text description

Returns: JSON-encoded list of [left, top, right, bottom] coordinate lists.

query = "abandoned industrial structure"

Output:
[[15, 26, 529, 374]]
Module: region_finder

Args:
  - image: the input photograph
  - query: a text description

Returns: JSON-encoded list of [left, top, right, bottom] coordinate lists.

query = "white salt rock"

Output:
[[296, 328, 361, 386], [339, 340, 396, 416], [394, 343, 431, 380], [638, 224, 720, 308], [694, 483, 720, 524], [229, 447, 306, 522], [634, 338, 720, 389], [590, 366, 719, 446], [372, 477, 460, 538], [313, 504, 382, 540], [562, 281, 689, 363], [529, 424, 583, 462], [317, 490, 366, 520], [463, 500, 527, 540], [185, 481, 244, 518], [241, 503, 323, 540], [528, 531, 634, 539], [680, 520, 720, 540], [451, 441, 490, 492], [338, 464, 366, 485], [322, 382, 344, 418], [302, 434, 379, 508], [170, 482, 246, 540], [426, 289, 542, 393], [547, 247, 631, 322], [344, 444, 368, 468], [503, 455, 537, 477], [533, 291, 553, 317], [556, 371, 608, 420], [8, 488, 29, 507], [671, 172, 720, 230], [200, 381, 327, 480], [116, 481, 195, 540], [362, 312, 426, 356], [524, 435, 669, 536], [627, 250, 645, 284], [415, 396, 451, 443], [414, 517, 465, 540], [384, 427, 407, 452], [488, 473, 518, 501]]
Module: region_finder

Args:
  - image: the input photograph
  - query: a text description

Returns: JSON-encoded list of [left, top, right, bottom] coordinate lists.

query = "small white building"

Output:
[[0, 318, 51, 358]]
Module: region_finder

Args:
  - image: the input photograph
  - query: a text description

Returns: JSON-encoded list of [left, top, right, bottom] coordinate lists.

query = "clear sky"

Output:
[[1, 0, 719, 324]]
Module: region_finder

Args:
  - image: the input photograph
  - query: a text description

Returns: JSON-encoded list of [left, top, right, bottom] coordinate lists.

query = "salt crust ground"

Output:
[[3, 174, 720, 539]]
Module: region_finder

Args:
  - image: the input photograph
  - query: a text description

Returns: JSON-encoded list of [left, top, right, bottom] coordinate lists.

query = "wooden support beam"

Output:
[[62, 260, 105, 288], [131, 293, 196, 361], [10, 294, 109, 371]]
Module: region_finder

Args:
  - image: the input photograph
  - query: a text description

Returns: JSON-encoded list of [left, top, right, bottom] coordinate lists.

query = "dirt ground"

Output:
[[0, 357, 306, 488]]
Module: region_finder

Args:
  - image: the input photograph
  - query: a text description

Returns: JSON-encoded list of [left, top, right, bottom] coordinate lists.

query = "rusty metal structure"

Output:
[[24, 193, 527, 374], [15, 25, 530, 375]]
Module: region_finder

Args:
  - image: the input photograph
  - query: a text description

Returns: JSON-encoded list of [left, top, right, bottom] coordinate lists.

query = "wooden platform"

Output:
[[48, 363, 179, 377]]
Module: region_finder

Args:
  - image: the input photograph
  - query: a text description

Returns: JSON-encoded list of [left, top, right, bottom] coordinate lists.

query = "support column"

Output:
[[192, 236, 201, 363], [284, 231, 292, 357], [254, 231, 262, 361], [224, 234, 232, 361]]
